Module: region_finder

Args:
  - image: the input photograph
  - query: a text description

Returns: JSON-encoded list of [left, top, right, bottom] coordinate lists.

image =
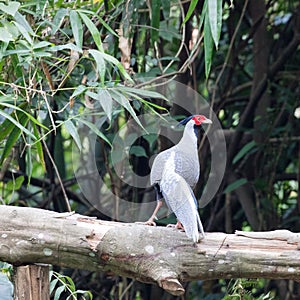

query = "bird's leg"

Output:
[[143, 200, 163, 226], [135, 200, 163, 226]]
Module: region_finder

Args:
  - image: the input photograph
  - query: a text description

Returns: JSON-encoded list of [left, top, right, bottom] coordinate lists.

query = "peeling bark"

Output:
[[1, 206, 300, 296]]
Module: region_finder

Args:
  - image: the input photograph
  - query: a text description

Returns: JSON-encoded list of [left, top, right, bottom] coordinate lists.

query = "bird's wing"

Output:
[[150, 148, 173, 185], [160, 170, 205, 242], [150, 148, 199, 187]]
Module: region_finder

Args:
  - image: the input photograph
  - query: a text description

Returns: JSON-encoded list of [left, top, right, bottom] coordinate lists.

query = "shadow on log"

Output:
[[1, 205, 300, 296]]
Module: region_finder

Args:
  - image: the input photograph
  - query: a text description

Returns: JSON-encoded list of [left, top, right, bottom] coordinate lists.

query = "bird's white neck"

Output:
[[177, 121, 198, 150]]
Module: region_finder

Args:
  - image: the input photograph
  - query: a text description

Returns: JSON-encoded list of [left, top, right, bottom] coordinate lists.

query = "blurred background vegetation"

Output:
[[0, 0, 299, 299]]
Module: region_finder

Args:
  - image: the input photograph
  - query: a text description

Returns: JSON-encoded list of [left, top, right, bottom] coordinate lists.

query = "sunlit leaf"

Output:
[[101, 52, 133, 83], [75, 117, 112, 147], [13, 21, 32, 44], [79, 12, 103, 51], [0, 109, 35, 139], [54, 285, 65, 300], [50, 278, 59, 295], [0, 28, 13, 43], [51, 8, 68, 34], [109, 90, 146, 132], [70, 10, 83, 49], [86, 89, 113, 121], [6, 176, 24, 191], [88, 49, 105, 83], [70, 85, 87, 98], [64, 119, 82, 151], [207, 0, 222, 49], [117, 86, 168, 101], [33, 41, 52, 49], [0, 100, 48, 130], [14, 11, 34, 35], [0, 1, 20, 16], [49, 43, 82, 53]]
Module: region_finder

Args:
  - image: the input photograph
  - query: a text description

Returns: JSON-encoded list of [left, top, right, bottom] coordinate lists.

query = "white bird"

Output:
[[144, 115, 212, 242], [160, 151, 205, 242]]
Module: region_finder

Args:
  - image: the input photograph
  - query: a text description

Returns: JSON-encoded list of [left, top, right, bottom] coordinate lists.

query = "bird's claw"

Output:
[[135, 220, 157, 226], [167, 221, 185, 231]]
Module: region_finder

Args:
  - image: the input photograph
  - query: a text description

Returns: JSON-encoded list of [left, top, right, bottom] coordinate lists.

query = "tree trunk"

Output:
[[1, 205, 300, 296], [14, 265, 49, 300]]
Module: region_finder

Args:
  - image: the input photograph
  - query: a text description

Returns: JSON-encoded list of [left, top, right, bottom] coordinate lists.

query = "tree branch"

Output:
[[1, 205, 300, 296]]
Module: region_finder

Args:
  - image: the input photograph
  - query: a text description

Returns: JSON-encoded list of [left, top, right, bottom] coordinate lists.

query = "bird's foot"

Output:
[[135, 219, 157, 226], [167, 221, 184, 231]]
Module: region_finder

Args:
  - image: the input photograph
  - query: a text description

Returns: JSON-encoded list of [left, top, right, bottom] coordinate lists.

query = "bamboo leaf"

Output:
[[0, 1, 20, 16], [0, 28, 13, 43], [50, 278, 59, 295], [207, 0, 221, 49], [117, 86, 168, 101], [64, 119, 82, 151], [79, 12, 103, 51], [51, 8, 68, 34], [88, 49, 105, 84], [100, 52, 133, 83], [32, 123, 46, 172], [6, 176, 24, 191], [70, 85, 87, 99], [70, 10, 83, 49], [204, 12, 214, 78], [0, 114, 15, 142], [151, 0, 160, 44], [109, 90, 146, 132], [26, 143, 33, 182], [183, 0, 198, 24], [75, 117, 112, 147], [0, 109, 35, 139], [223, 178, 248, 194], [54, 285, 65, 300], [0, 100, 48, 130], [130, 145, 148, 157], [233, 141, 257, 164], [13, 21, 33, 44], [49, 43, 82, 53], [14, 11, 34, 35], [33, 41, 52, 49], [0, 113, 28, 164], [86, 89, 113, 121], [95, 15, 118, 37]]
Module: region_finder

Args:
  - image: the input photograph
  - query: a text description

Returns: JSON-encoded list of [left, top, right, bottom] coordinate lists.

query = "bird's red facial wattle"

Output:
[[192, 115, 212, 126]]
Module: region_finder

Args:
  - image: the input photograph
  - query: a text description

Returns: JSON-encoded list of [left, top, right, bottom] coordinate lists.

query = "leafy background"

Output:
[[0, 0, 299, 299]]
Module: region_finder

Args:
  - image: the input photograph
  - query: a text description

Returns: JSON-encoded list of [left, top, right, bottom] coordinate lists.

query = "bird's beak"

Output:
[[202, 118, 212, 124]]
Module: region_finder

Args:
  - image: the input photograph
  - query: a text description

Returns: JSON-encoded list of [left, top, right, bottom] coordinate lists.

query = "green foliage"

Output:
[[222, 279, 275, 300], [223, 178, 248, 194], [0, 0, 299, 299], [50, 271, 93, 300]]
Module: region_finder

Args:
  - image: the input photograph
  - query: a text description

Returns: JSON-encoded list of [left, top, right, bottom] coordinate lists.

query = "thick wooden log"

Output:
[[1, 205, 300, 296]]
